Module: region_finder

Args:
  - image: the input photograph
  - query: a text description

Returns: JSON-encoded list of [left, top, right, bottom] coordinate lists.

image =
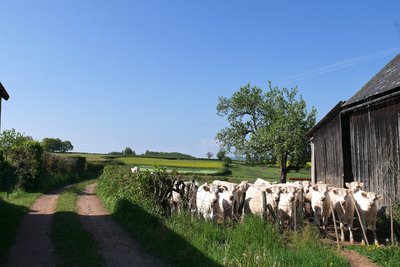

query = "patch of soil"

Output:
[[340, 250, 378, 267], [6, 187, 67, 267], [77, 183, 168, 267]]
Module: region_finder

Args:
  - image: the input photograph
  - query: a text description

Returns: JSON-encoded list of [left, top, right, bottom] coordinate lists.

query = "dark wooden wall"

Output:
[[349, 97, 400, 203], [313, 113, 344, 187]]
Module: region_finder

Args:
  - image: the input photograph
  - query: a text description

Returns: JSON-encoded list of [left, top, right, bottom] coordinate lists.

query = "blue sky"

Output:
[[1, 1, 400, 157]]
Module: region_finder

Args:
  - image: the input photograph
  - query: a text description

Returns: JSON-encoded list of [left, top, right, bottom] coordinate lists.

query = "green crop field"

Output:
[[58, 153, 311, 182], [115, 157, 223, 169]]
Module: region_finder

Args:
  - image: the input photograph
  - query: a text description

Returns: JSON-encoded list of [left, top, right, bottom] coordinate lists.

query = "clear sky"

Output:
[[1, 1, 400, 157]]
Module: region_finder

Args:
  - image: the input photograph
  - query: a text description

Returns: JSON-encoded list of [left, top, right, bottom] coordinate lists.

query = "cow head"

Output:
[[345, 181, 364, 193], [281, 186, 298, 202], [331, 188, 349, 207], [266, 186, 281, 203]]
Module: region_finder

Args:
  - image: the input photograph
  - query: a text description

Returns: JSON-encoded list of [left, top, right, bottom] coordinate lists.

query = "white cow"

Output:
[[212, 180, 250, 219], [196, 183, 220, 221], [243, 183, 282, 222], [278, 185, 298, 229], [216, 186, 235, 223], [169, 191, 183, 214], [311, 183, 332, 232], [329, 187, 355, 243], [353, 190, 383, 244], [131, 166, 140, 173]]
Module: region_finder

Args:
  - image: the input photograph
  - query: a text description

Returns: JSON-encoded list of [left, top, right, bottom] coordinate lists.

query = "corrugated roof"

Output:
[[345, 54, 400, 106], [0, 82, 9, 100]]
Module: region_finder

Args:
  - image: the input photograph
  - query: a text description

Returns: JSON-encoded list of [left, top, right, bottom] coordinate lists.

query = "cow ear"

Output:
[[203, 185, 210, 192], [359, 182, 364, 187], [265, 188, 272, 194], [361, 191, 368, 198], [345, 182, 350, 188], [312, 185, 319, 191], [377, 194, 383, 201], [280, 187, 287, 193]]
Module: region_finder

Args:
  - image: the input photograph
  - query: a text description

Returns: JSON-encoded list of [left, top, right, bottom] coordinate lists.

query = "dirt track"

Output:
[[6, 190, 63, 267], [77, 183, 167, 267]]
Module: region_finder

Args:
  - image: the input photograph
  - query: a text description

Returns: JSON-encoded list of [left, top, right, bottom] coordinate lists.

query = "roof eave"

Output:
[[0, 82, 10, 100]]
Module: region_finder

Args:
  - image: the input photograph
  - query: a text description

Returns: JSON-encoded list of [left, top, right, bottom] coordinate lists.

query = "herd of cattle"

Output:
[[166, 177, 383, 245]]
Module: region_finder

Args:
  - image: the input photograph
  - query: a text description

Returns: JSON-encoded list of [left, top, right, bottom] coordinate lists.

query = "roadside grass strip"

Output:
[[347, 244, 400, 267], [51, 180, 105, 267], [0, 191, 40, 267]]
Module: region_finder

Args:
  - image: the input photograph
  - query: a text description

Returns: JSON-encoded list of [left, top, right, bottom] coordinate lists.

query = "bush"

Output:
[[8, 140, 44, 190]]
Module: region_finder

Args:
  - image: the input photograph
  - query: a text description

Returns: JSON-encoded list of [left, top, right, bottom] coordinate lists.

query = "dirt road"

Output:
[[6, 190, 63, 267], [77, 183, 167, 267]]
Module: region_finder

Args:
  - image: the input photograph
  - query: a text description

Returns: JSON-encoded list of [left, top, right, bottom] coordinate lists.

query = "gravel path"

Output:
[[77, 183, 168, 267], [6, 189, 65, 267]]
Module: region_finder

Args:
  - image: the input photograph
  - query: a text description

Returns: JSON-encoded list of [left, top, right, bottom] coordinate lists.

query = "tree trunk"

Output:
[[280, 156, 287, 183]]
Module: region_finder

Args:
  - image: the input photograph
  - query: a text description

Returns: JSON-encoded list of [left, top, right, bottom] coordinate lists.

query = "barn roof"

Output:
[[307, 101, 344, 137], [0, 82, 9, 100], [345, 54, 400, 106]]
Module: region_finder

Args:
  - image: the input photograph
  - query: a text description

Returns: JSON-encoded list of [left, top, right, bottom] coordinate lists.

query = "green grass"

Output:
[[347, 244, 400, 267], [0, 191, 41, 266], [51, 180, 105, 267]]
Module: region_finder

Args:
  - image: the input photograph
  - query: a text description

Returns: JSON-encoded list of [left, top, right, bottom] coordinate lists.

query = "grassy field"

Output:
[[60, 152, 311, 182], [0, 191, 41, 266]]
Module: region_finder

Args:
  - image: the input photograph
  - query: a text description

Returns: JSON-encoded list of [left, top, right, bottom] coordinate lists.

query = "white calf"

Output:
[[196, 183, 220, 221], [329, 188, 355, 243], [353, 190, 383, 244], [311, 183, 332, 231], [278, 185, 298, 229], [212, 180, 250, 218]]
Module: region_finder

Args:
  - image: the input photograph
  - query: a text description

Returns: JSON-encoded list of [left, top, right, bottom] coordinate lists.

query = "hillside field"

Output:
[[58, 153, 311, 182]]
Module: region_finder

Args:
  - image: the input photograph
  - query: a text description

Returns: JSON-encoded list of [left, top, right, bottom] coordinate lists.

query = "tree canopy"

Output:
[[42, 138, 73, 153], [216, 82, 316, 182]]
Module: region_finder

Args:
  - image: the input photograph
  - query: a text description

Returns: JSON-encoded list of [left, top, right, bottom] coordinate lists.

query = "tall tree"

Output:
[[206, 152, 213, 159], [216, 83, 316, 183], [216, 150, 226, 160]]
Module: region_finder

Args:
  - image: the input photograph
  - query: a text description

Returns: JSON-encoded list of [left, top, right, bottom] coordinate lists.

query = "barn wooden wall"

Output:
[[349, 98, 400, 203], [313, 113, 344, 187]]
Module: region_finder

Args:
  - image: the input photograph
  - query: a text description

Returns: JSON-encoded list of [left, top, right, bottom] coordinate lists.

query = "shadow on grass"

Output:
[[0, 199, 30, 267], [111, 199, 222, 267]]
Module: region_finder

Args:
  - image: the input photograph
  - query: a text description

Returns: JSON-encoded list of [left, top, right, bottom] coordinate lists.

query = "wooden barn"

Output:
[[308, 54, 400, 204], [0, 82, 10, 131]]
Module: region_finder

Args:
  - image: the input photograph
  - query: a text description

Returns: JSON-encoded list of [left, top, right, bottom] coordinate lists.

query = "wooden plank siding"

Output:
[[349, 97, 400, 203], [313, 113, 344, 187]]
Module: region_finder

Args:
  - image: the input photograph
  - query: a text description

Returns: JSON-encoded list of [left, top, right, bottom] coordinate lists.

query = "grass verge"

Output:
[[0, 190, 41, 267], [51, 180, 105, 267], [347, 244, 400, 267]]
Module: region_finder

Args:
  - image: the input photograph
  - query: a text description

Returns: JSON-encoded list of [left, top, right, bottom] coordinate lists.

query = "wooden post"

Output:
[[390, 198, 394, 245], [329, 197, 341, 250], [349, 193, 369, 245]]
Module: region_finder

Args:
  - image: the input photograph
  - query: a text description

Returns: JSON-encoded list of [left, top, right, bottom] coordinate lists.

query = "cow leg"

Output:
[[371, 221, 378, 245], [348, 222, 354, 244], [340, 222, 345, 242]]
